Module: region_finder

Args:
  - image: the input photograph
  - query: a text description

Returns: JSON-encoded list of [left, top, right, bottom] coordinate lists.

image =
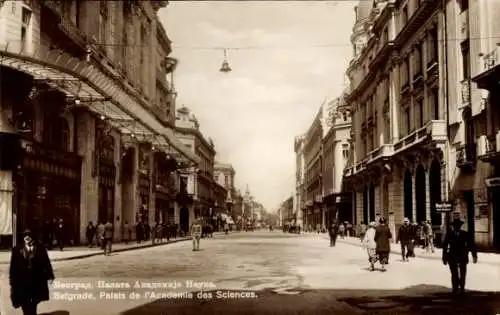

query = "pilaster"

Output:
[[148, 150, 155, 226], [112, 130, 122, 241], [412, 172, 417, 223], [425, 169, 431, 221], [76, 112, 98, 243]]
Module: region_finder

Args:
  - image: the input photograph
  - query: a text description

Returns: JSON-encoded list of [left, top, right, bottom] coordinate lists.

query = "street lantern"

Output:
[[219, 49, 232, 73]]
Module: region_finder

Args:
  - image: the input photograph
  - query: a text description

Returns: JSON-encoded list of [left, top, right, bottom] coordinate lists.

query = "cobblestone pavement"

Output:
[[1, 231, 499, 315]]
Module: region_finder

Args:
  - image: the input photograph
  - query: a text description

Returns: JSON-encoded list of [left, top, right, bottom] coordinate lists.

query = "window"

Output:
[[401, 6, 408, 27], [431, 89, 439, 120], [21, 28, 26, 51], [342, 144, 349, 159], [382, 28, 389, 43], [99, 2, 107, 45], [428, 28, 438, 65], [404, 107, 411, 135], [11, 2, 16, 14], [414, 43, 422, 77], [459, 0, 469, 11], [415, 98, 424, 128], [461, 40, 470, 80], [224, 175, 229, 187], [21, 7, 31, 25]]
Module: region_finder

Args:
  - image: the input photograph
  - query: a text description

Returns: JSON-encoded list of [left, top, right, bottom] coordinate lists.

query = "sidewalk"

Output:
[[0, 232, 226, 264], [305, 233, 500, 266]]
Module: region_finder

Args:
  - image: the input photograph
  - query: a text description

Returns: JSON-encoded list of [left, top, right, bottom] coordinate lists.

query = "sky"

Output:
[[159, 1, 356, 211]]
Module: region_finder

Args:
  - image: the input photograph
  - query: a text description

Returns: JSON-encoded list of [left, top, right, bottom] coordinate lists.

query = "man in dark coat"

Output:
[[10, 229, 54, 315], [329, 222, 338, 247], [442, 218, 478, 295], [374, 217, 392, 271], [397, 217, 412, 261]]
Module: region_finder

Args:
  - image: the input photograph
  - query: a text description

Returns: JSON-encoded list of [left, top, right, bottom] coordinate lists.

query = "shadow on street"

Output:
[[118, 284, 500, 315]]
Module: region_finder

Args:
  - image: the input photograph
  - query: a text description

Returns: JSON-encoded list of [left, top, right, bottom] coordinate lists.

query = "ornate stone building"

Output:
[[303, 105, 325, 230], [0, 1, 199, 245], [293, 134, 306, 229], [214, 162, 238, 217], [343, 0, 447, 242], [175, 106, 216, 233], [322, 92, 352, 226]]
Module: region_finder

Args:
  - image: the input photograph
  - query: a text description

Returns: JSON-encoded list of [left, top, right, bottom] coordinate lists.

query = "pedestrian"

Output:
[[96, 221, 105, 249], [224, 221, 229, 235], [86, 221, 96, 248], [135, 221, 143, 244], [358, 222, 367, 242], [103, 220, 113, 256], [442, 218, 478, 295], [329, 222, 338, 247], [190, 218, 202, 251], [424, 220, 435, 253], [374, 217, 392, 272], [363, 221, 378, 271], [339, 223, 345, 239], [10, 229, 55, 315], [397, 218, 412, 261]]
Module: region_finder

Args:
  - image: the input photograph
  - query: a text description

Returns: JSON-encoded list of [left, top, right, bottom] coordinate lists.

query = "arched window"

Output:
[[44, 116, 69, 151]]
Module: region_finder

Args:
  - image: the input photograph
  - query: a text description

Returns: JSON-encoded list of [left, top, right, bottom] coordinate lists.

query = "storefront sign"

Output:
[[435, 203, 453, 212]]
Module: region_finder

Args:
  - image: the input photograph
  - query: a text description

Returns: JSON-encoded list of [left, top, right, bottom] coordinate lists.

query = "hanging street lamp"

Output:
[[219, 49, 232, 73]]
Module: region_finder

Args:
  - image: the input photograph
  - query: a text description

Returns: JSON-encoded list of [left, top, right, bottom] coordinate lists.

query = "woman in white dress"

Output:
[[363, 221, 378, 271]]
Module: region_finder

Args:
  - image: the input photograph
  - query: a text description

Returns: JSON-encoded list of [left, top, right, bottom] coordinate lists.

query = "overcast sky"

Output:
[[159, 1, 356, 211]]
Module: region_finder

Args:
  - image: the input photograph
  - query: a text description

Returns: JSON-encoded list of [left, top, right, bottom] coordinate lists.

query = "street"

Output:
[[1, 231, 500, 315]]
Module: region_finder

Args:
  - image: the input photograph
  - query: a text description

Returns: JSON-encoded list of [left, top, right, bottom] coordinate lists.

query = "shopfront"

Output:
[[95, 121, 116, 224]]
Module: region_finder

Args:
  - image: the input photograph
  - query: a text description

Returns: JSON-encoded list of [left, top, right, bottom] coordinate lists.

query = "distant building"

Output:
[[175, 106, 216, 233]]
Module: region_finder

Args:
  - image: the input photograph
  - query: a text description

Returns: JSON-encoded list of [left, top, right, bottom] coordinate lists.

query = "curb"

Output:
[[313, 235, 500, 266], [0, 232, 227, 264]]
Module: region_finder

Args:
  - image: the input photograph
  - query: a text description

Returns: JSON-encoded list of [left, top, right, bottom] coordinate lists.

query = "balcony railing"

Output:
[[486, 134, 497, 153], [461, 79, 471, 105], [483, 47, 499, 72], [393, 120, 446, 152], [456, 143, 476, 170]]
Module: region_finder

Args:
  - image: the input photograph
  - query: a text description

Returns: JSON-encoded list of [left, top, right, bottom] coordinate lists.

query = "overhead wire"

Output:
[[89, 36, 500, 50]]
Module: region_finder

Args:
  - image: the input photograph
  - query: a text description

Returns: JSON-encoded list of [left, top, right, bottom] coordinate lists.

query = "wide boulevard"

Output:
[[1, 231, 499, 315]]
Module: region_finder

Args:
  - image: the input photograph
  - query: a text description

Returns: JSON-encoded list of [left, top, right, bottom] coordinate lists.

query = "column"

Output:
[[356, 190, 363, 224], [390, 61, 400, 142], [121, 143, 138, 235], [425, 168, 431, 221], [374, 185, 380, 219], [113, 131, 123, 242], [148, 150, 155, 226], [412, 172, 417, 223], [76, 112, 99, 243], [333, 141, 343, 193]]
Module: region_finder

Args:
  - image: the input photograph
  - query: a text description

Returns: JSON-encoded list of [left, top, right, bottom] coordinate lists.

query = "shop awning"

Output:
[[0, 48, 199, 165]]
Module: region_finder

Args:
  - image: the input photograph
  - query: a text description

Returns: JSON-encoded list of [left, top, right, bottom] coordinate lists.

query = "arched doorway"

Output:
[[180, 207, 189, 234], [415, 164, 426, 223], [404, 169, 413, 221], [429, 159, 442, 225], [369, 183, 375, 222]]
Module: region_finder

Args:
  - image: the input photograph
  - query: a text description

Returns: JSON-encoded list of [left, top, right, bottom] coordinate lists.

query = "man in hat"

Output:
[[10, 229, 55, 315], [442, 218, 478, 295], [397, 218, 413, 262]]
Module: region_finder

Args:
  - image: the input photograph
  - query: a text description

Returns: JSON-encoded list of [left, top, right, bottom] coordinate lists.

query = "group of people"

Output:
[[356, 216, 478, 295], [25, 218, 66, 251], [85, 221, 114, 255]]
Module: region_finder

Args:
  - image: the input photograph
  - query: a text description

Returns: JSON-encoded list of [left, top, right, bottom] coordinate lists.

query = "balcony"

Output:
[[394, 0, 439, 48], [393, 120, 446, 152], [369, 40, 394, 70], [456, 143, 476, 171], [473, 46, 500, 90], [478, 133, 500, 164], [461, 79, 471, 106]]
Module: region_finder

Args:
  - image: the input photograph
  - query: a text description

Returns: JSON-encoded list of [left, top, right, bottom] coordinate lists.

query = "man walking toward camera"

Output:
[[190, 218, 202, 251], [442, 218, 478, 295]]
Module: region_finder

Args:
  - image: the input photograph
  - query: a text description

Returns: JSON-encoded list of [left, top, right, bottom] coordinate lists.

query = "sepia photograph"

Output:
[[0, 0, 499, 314]]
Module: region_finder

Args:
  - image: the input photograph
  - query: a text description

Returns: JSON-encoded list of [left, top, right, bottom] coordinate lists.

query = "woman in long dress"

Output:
[[363, 221, 378, 271]]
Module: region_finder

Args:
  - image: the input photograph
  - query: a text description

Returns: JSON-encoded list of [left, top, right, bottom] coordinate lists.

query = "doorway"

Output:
[[429, 159, 442, 225], [463, 190, 475, 240], [492, 187, 500, 250], [415, 164, 426, 223], [180, 207, 189, 234], [404, 169, 413, 221]]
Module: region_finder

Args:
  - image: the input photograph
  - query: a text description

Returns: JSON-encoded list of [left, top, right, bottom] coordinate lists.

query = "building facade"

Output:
[[293, 134, 305, 229], [303, 106, 324, 230], [175, 106, 216, 232], [344, 0, 447, 242], [214, 162, 237, 217], [0, 0, 199, 245], [279, 196, 294, 227], [322, 93, 352, 226], [467, 0, 500, 250]]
